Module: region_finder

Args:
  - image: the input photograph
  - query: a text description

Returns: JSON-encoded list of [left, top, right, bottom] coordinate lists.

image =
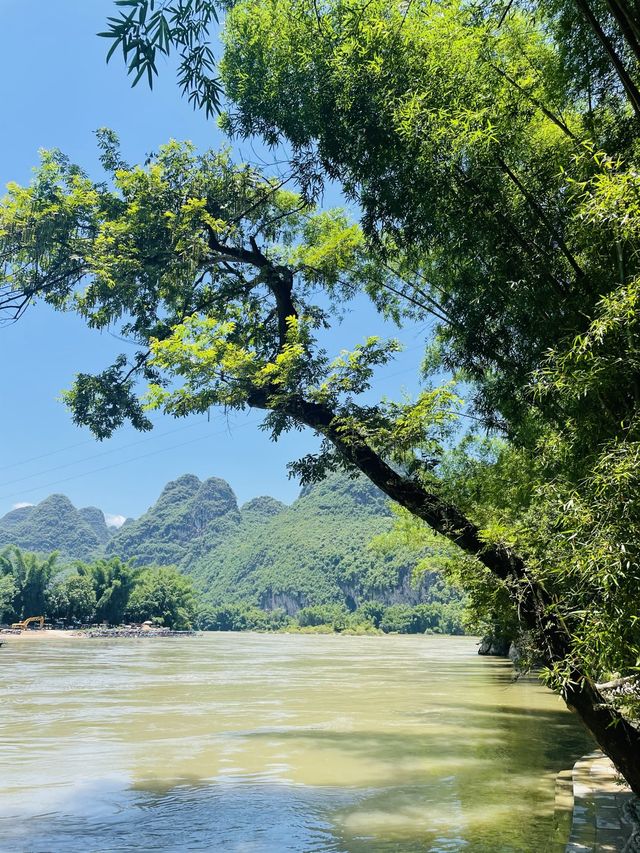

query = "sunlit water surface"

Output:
[[0, 633, 591, 852]]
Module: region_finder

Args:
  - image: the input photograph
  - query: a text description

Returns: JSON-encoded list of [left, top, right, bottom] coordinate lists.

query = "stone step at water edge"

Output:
[[563, 752, 640, 853]]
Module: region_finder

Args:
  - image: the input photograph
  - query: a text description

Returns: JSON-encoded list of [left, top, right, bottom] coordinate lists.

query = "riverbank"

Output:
[[559, 752, 640, 852], [80, 627, 196, 638], [0, 625, 469, 639], [0, 627, 195, 640], [0, 628, 74, 640]]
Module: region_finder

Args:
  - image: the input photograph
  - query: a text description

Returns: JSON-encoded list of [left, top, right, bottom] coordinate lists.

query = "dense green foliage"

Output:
[[0, 547, 58, 623], [107, 474, 240, 566], [48, 572, 97, 624], [0, 541, 464, 634], [222, 0, 640, 785], [0, 474, 465, 620], [199, 603, 292, 631], [295, 598, 464, 634], [183, 475, 445, 610], [0, 546, 198, 630], [0, 572, 16, 623], [126, 565, 198, 630], [200, 598, 465, 633], [79, 557, 139, 626], [372, 501, 520, 646], [218, 0, 640, 691], [89, 0, 640, 706]]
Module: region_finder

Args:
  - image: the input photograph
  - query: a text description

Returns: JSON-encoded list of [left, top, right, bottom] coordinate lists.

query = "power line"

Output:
[[0, 417, 210, 488], [0, 340, 432, 505], [0, 437, 96, 473], [0, 417, 263, 504], [0, 340, 426, 475], [0, 343, 427, 476]]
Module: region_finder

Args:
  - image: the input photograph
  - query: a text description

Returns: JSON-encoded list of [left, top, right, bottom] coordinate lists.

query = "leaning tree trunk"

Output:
[[251, 390, 640, 794], [565, 677, 640, 794], [242, 248, 640, 793]]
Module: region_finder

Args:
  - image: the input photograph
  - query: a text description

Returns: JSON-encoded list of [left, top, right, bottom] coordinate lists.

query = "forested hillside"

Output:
[[0, 475, 456, 614], [184, 476, 438, 611], [106, 474, 241, 567], [0, 495, 113, 561]]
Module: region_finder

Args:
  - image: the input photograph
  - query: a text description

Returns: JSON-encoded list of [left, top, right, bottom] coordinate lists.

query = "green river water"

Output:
[[0, 633, 591, 852]]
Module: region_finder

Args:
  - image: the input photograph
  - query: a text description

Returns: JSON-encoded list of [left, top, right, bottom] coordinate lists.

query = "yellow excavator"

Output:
[[11, 616, 44, 630]]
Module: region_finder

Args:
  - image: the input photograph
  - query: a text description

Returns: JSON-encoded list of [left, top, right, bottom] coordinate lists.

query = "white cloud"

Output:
[[12, 502, 34, 510], [105, 513, 126, 529]]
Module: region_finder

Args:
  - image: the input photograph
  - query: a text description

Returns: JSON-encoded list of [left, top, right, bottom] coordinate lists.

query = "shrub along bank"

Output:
[[0, 547, 197, 631], [1, 546, 466, 635], [200, 601, 465, 634]]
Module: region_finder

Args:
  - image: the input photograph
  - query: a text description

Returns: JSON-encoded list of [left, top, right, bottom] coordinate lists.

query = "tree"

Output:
[[357, 600, 386, 628], [0, 547, 57, 620], [96, 0, 640, 122], [218, 0, 640, 790], [77, 557, 139, 626], [296, 603, 349, 629], [99, 2, 223, 117], [126, 565, 197, 629], [0, 572, 16, 623], [3, 135, 640, 791], [47, 572, 97, 624], [372, 492, 520, 647]]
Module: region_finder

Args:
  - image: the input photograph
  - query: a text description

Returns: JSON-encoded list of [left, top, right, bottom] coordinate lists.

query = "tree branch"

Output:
[[207, 230, 298, 348], [490, 64, 578, 141], [497, 157, 585, 280], [573, 0, 640, 117]]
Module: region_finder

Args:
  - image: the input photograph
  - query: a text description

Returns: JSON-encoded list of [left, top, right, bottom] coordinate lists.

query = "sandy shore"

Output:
[[0, 629, 75, 641]]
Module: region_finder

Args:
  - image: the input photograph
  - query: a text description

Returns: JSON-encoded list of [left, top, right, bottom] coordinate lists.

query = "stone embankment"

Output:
[[76, 627, 196, 638], [559, 752, 640, 852]]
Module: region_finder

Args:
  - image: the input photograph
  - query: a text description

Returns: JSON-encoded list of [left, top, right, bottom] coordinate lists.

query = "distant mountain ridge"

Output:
[[0, 494, 113, 561], [106, 474, 241, 567], [0, 474, 445, 612]]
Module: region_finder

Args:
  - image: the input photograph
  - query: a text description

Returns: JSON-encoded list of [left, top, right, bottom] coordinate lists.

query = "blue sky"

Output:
[[0, 0, 429, 522]]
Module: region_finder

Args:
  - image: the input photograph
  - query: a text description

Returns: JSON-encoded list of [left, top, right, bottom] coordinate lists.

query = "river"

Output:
[[0, 633, 591, 852]]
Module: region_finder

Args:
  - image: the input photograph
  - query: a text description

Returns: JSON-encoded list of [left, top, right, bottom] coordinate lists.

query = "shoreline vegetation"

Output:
[[1, 625, 472, 639], [0, 603, 467, 639], [1, 545, 471, 639], [0, 476, 473, 639]]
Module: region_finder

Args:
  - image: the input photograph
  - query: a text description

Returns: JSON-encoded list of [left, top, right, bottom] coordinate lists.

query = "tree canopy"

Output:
[[217, 0, 640, 791], [0, 546, 200, 630], [0, 547, 58, 622]]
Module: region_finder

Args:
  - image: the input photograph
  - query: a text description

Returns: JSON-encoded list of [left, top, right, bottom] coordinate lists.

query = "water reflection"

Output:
[[0, 634, 592, 852]]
